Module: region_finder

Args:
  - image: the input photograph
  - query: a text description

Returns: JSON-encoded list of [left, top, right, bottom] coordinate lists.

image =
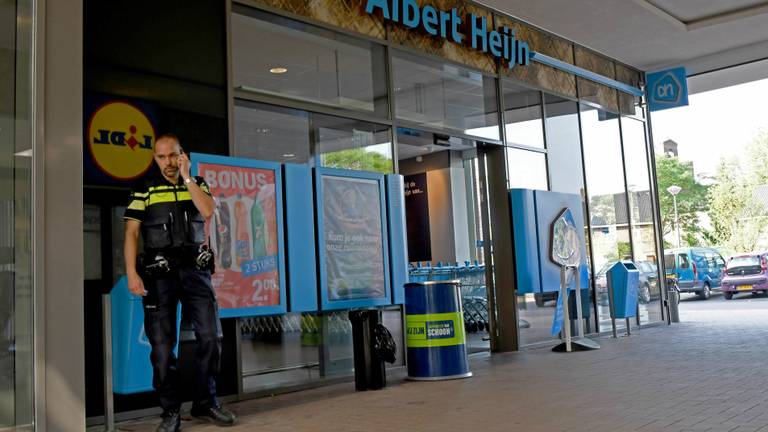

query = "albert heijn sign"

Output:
[[646, 67, 689, 112], [364, 0, 531, 69]]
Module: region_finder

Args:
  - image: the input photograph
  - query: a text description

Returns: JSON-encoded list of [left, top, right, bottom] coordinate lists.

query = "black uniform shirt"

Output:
[[124, 173, 212, 251]]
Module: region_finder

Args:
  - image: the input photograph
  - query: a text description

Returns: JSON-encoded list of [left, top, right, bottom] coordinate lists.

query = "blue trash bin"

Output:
[[404, 281, 472, 380], [607, 261, 640, 319]]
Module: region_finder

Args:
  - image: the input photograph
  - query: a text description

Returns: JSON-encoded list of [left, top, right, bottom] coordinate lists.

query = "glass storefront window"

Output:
[[502, 81, 544, 149], [622, 117, 662, 324], [545, 95, 585, 196], [315, 114, 393, 174], [232, 6, 388, 117], [392, 50, 500, 140], [506, 148, 547, 190], [234, 100, 312, 163], [0, 0, 34, 426], [580, 105, 630, 332], [234, 100, 393, 173]]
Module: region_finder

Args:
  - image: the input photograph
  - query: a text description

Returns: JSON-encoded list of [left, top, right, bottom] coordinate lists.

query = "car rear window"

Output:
[[728, 256, 760, 268], [664, 254, 675, 269]]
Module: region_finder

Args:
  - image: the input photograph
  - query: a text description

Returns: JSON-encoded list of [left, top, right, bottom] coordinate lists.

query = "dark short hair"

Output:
[[154, 133, 181, 152]]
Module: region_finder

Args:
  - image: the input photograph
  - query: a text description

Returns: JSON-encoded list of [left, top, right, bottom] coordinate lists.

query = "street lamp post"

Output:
[[667, 185, 682, 248]]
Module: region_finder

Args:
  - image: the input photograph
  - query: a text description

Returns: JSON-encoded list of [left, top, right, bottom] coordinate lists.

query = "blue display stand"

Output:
[[607, 261, 640, 319], [110, 276, 180, 394], [404, 281, 472, 380], [510, 190, 589, 295]]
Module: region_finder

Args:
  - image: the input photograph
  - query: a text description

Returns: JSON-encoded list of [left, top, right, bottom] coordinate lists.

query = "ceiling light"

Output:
[[270, 67, 288, 74], [283, 153, 295, 158], [14, 149, 33, 157]]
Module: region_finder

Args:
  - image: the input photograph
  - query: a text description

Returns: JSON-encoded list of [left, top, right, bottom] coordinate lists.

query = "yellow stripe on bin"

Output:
[[405, 312, 466, 348]]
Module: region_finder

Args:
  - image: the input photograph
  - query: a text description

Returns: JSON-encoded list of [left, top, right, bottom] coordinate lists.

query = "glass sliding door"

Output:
[[580, 105, 630, 332], [622, 117, 663, 324], [0, 0, 35, 427]]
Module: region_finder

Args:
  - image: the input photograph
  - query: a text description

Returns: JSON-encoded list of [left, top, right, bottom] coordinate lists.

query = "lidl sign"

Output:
[[646, 67, 689, 112], [364, 0, 530, 69], [87, 101, 156, 181]]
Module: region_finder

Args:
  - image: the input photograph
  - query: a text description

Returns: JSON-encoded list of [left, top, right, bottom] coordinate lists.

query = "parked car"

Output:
[[663, 247, 725, 300], [595, 260, 660, 306], [720, 252, 768, 300]]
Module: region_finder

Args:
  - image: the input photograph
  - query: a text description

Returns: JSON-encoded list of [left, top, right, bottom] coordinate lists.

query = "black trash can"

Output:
[[349, 309, 388, 391]]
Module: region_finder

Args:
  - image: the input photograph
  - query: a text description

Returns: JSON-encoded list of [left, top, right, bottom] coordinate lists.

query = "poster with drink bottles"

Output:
[[191, 153, 286, 317]]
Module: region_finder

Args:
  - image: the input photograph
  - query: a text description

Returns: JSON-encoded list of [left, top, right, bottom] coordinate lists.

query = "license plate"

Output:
[[737, 285, 753, 291]]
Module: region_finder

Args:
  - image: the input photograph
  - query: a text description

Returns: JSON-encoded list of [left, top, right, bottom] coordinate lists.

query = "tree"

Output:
[[321, 148, 393, 174], [706, 132, 768, 252], [655, 155, 709, 245]]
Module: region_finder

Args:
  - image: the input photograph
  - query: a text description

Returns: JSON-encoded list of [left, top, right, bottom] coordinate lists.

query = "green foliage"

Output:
[[655, 155, 709, 243], [321, 148, 393, 174], [706, 131, 768, 252]]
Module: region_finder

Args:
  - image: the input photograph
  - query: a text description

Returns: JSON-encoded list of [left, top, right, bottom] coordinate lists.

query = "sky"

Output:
[[651, 77, 768, 181]]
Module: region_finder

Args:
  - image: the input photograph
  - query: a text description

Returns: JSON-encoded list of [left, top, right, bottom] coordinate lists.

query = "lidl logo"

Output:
[[87, 101, 156, 180], [646, 67, 689, 112]]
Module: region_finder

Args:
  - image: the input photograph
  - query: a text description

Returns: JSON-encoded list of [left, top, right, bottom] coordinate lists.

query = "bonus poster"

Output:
[[197, 161, 281, 310], [322, 175, 386, 301]]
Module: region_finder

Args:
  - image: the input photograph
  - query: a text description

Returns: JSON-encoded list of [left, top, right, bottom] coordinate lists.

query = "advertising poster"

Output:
[[196, 159, 282, 313], [322, 175, 386, 301], [404, 173, 431, 262]]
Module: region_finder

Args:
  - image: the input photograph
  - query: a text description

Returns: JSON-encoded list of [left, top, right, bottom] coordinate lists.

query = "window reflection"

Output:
[[315, 115, 393, 174], [392, 50, 500, 140], [622, 117, 662, 324], [234, 101, 311, 163], [502, 81, 544, 149], [580, 105, 630, 331], [232, 6, 388, 117], [506, 148, 547, 190]]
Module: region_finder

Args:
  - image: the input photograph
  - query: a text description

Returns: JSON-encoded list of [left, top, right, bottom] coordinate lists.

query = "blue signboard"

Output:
[[646, 67, 689, 112], [551, 288, 565, 336], [316, 167, 391, 310]]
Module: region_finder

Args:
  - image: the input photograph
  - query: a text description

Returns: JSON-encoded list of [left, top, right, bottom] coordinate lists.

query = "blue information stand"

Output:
[[110, 276, 180, 394]]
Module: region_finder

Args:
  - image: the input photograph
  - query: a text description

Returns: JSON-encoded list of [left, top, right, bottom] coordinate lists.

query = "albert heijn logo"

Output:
[[646, 67, 689, 112], [87, 101, 156, 181]]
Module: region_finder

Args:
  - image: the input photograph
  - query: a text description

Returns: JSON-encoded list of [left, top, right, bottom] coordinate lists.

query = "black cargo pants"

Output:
[[142, 260, 223, 413]]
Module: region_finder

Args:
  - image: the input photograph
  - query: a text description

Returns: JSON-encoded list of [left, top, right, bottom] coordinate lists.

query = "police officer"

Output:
[[124, 134, 236, 431]]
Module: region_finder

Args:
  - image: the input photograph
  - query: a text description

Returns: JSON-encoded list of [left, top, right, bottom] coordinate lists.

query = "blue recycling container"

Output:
[[607, 261, 640, 318], [404, 281, 472, 380], [110, 276, 180, 394]]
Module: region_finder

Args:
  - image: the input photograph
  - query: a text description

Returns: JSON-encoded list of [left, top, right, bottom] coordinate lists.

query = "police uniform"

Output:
[[124, 173, 222, 414]]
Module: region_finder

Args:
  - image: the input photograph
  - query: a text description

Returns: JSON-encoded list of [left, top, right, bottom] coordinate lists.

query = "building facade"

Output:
[[0, 0, 667, 429]]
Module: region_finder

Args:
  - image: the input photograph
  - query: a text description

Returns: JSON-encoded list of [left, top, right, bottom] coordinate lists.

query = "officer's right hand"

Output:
[[128, 271, 147, 296]]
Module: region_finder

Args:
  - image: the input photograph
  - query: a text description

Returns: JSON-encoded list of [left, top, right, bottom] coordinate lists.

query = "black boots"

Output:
[[190, 404, 237, 426], [155, 411, 181, 432]]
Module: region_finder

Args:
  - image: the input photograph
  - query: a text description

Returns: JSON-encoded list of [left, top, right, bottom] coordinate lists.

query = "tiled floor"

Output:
[[116, 297, 768, 432]]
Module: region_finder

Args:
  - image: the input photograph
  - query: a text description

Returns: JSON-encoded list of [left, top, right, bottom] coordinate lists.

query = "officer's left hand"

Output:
[[178, 152, 191, 181]]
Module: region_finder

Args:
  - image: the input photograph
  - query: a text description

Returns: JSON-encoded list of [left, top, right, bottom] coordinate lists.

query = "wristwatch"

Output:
[[184, 177, 193, 184]]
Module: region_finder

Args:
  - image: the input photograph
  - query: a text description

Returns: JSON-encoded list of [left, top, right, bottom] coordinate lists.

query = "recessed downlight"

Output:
[[270, 67, 288, 74]]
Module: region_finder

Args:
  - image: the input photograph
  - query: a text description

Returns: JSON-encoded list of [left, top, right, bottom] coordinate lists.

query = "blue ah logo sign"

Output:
[[646, 67, 689, 112]]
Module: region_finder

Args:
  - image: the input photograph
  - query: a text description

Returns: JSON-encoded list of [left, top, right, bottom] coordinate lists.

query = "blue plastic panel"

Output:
[[509, 189, 540, 294], [315, 167, 392, 310], [386, 174, 408, 305], [533, 190, 588, 293], [111, 276, 180, 394], [191, 153, 288, 317], [284, 164, 319, 312]]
